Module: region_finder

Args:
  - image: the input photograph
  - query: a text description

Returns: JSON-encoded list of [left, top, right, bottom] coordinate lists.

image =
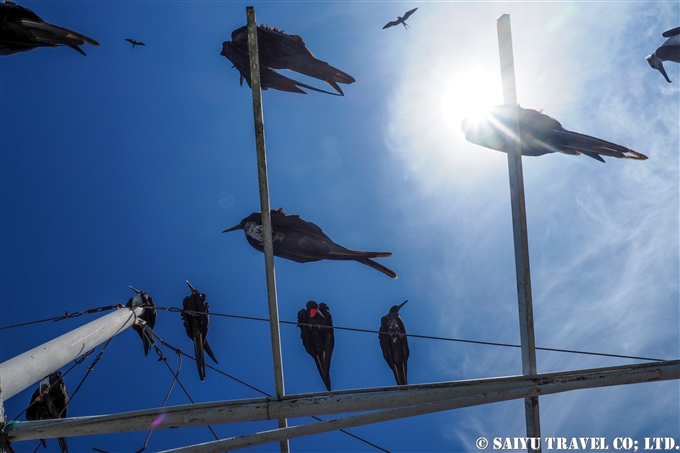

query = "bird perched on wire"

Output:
[[382, 8, 418, 30], [126, 286, 157, 357], [221, 24, 355, 95], [0, 0, 99, 56], [379, 300, 410, 386], [182, 281, 218, 381], [223, 208, 397, 279], [461, 105, 648, 163], [26, 371, 69, 453], [125, 38, 145, 48], [647, 26, 680, 83], [298, 301, 335, 391]]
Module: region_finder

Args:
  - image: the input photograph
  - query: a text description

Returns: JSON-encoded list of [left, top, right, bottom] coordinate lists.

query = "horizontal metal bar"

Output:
[[8, 360, 678, 444]]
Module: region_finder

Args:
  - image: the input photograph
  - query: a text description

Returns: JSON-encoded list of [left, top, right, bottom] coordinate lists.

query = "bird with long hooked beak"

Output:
[[26, 371, 69, 453], [298, 301, 335, 391], [0, 0, 99, 56], [223, 208, 397, 279], [462, 105, 648, 163], [647, 26, 680, 83], [126, 286, 157, 357], [221, 24, 355, 96], [382, 8, 418, 30], [125, 38, 145, 48], [379, 300, 410, 386], [182, 281, 218, 381]]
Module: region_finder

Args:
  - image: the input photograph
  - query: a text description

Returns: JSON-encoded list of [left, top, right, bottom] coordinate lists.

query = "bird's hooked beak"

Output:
[[647, 54, 672, 83], [129, 286, 141, 294], [222, 222, 244, 233], [396, 300, 408, 312], [186, 280, 199, 295]]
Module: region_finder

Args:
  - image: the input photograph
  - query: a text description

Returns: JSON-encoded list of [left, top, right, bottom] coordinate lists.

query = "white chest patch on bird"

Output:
[[244, 222, 283, 243]]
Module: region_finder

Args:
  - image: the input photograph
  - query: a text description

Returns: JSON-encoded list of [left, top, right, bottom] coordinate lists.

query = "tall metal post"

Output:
[[245, 7, 289, 453], [496, 14, 541, 449]]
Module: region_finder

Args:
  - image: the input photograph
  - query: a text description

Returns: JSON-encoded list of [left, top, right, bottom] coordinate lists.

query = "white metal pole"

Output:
[[497, 14, 541, 450], [8, 360, 678, 444], [0, 306, 143, 401], [244, 7, 289, 453]]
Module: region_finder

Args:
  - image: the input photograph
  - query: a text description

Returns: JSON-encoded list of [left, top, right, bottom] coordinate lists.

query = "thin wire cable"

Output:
[[158, 307, 668, 362], [0, 304, 122, 330]]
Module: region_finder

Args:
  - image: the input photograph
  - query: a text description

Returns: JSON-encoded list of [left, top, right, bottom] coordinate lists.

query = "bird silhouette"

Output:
[[462, 105, 648, 163], [221, 24, 355, 96], [382, 8, 418, 30], [647, 26, 680, 83], [0, 1, 98, 56], [26, 371, 69, 453], [181, 281, 218, 381], [223, 208, 397, 279], [379, 300, 410, 386], [297, 301, 335, 391], [125, 38, 145, 48], [126, 286, 157, 357]]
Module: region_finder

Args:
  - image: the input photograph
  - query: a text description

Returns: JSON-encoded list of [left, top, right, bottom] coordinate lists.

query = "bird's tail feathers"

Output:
[[204, 340, 218, 364], [194, 334, 206, 381], [58, 437, 68, 453], [556, 130, 648, 161], [357, 258, 398, 279]]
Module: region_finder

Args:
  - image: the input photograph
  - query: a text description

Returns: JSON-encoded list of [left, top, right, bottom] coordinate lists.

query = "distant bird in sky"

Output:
[[221, 24, 355, 95], [382, 8, 418, 30], [379, 300, 410, 386], [26, 371, 69, 453], [125, 38, 145, 48], [126, 286, 157, 357], [0, 0, 99, 56], [223, 208, 397, 279], [461, 105, 648, 163], [181, 281, 218, 381], [298, 301, 335, 391], [646, 26, 680, 83]]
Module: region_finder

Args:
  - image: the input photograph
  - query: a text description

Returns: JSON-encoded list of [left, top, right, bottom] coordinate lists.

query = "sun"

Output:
[[441, 69, 503, 138]]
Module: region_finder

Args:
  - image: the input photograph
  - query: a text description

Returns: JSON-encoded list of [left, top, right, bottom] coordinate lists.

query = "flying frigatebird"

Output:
[[0, 1, 99, 56], [379, 300, 410, 386], [125, 38, 145, 48], [26, 371, 69, 453], [298, 301, 335, 391], [382, 8, 418, 30], [461, 105, 648, 163], [647, 26, 680, 83], [221, 24, 355, 95], [181, 281, 218, 381], [223, 208, 397, 279], [126, 286, 157, 357]]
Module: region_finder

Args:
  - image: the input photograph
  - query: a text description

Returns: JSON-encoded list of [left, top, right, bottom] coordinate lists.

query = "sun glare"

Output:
[[442, 69, 503, 138]]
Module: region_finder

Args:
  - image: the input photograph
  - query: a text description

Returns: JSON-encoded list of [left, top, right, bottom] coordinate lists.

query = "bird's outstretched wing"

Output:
[[554, 130, 648, 161], [402, 8, 418, 20], [382, 20, 400, 29]]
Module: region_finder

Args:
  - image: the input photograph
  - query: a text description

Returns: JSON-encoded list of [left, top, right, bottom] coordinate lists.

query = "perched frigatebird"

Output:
[[383, 8, 418, 30], [26, 371, 69, 453], [125, 38, 145, 48], [221, 24, 355, 96], [297, 301, 335, 391], [182, 281, 218, 381], [462, 105, 648, 163], [0, 1, 99, 56], [223, 208, 397, 279], [126, 286, 157, 357], [647, 26, 680, 83], [379, 300, 410, 386]]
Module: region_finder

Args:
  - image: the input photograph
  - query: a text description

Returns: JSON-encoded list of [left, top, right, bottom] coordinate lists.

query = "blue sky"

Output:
[[1, 1, 678, 452]]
